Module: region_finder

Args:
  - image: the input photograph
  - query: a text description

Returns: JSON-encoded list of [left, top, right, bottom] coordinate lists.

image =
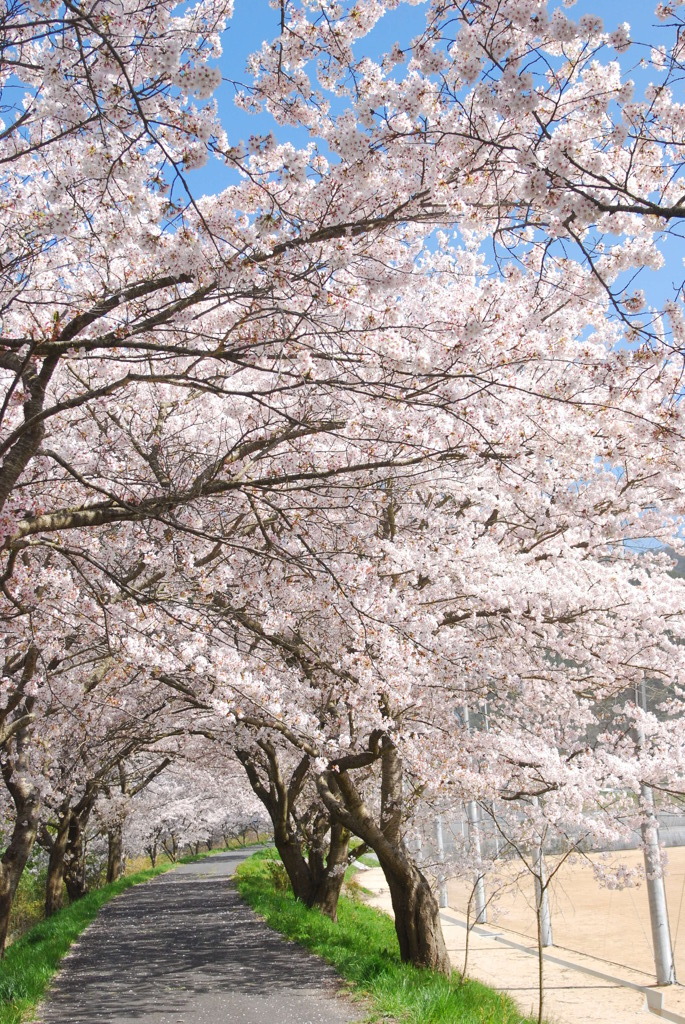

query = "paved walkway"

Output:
[[37, 850, 359, 1024]]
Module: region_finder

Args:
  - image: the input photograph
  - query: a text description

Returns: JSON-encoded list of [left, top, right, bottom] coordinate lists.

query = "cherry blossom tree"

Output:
[[3, 0, 685, 983], [124, 759, 264, 862], [249, 0, 685, 338]]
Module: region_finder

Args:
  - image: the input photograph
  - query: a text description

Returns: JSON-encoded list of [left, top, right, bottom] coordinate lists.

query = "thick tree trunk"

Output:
[[317, 740, 452, 974], [0, 803, 40, 952], [64, 816, 88, 902], [0, 701, 42, 954], [273, 833, 316, 900], [307, 820, 350, 921], [45, 814, 71, 917], [238, 745, 349, 920], [310, 868, 346, 919], [106, 825, 125, 884], [380, 853, 452, 971], [0, 873, 17, 955], [274, 831, 349, 918]]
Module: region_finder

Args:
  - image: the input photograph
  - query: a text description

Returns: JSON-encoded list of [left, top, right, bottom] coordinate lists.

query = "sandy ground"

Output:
[[447, 847, 685, 979], [361, 862, 685, 1024]]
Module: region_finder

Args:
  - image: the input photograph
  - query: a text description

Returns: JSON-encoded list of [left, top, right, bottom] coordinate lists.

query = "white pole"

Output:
[[462, 703, 487, 924], [435, 815, 449, 908], [530, 796, 553, 948], [638, 681, 676, 985], [641, 782, 676, 984], [466, 799, 487, 924], [533, 842, 553, 947]]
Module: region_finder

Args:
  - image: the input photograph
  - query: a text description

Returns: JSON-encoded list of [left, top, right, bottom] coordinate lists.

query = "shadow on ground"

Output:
[[37, 852, 358, 1024]]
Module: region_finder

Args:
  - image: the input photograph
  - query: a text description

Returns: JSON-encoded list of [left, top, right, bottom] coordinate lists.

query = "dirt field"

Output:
[[447, 846, 685, 980], [361, 861, 685, 1024]]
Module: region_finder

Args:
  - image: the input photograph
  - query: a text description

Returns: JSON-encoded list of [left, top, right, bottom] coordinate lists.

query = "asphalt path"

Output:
[[37, 849, 360, 1024]]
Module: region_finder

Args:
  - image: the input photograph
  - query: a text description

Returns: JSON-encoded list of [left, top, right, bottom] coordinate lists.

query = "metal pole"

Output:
[[435, 815, 449, 908], [466, 799, 487, 924], [641, 782, 676, 984], [638, 680, 676, 985], [461, 703, 487, 924], [530, 796, 553, 947]]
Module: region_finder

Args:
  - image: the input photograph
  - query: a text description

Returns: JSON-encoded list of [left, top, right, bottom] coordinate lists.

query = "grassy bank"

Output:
[[236, 850, 535, 1024]]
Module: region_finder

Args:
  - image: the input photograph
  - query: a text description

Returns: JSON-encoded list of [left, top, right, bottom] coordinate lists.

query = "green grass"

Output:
[[236, 850, 536, 1024]]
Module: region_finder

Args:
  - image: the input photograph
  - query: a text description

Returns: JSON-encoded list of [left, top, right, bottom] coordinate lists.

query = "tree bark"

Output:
[[380, 852, 451, 969], [0, 700, 42, 953], [317, 740, 452, 974], [273, 832, 316, 899], [237, 745, 349, 920], [106, 824, 125, 884], [0, 794, 40, 952], [64, 815, 88, 902], [44, 813, 72, 916], [306, 819, 350, 921]]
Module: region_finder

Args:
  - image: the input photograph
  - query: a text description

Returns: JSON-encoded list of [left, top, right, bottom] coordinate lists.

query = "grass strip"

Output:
[[235, 850, 536, 1024]]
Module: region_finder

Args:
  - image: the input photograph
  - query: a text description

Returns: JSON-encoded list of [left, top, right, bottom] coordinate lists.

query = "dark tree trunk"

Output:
[[0, 795, 40, 952], [0, 701, 42, 954], [44, 813, 71, 917], [237, 745, 350, 921], [273, 831, 349, 918], [273, 833, 315, 900], [106, 825, 125, 884], [64, 816, 88, 902], [317, 739, 452, 974], [306, 820, 350, 921], [162, 835, 178, 861], [310, 867, 346, 919], [380, 852, 451, 970]]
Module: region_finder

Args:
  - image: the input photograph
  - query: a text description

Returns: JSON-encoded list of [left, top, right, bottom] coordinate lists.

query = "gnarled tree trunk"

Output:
[[0, 701, 42, 954], [43, 810, 72, 917], [305, 819, 350, 921], [106, 824, 125, 884], [379, 850, 451, 969], [64, 814, 88, 902], [0, 784, 40, 952], [317, 738, 452, 974], [237, 744, 351, 920]]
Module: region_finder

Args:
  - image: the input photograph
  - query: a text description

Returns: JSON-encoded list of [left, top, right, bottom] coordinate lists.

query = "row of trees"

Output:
[[2, 0, 685, 985]]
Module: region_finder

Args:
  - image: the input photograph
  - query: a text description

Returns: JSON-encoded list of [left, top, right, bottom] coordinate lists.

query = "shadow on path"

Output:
[[37, 850, 359, 1024]]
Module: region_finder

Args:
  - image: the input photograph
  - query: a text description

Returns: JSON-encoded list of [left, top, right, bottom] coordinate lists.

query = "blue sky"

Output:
[[194, 0, 675, 193], [187, 1, 683, 315]]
